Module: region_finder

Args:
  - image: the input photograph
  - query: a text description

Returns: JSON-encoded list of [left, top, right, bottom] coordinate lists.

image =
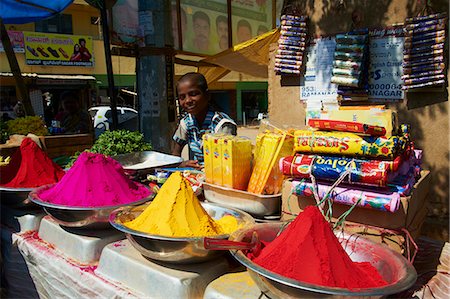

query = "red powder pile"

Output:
[[37, 151, 151, 207], [0, 138, 65, 188], [252, 206, 388, 289]]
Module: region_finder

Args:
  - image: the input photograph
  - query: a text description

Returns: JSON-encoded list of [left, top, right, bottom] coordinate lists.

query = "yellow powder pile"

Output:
[[124, 172, 238, 237]]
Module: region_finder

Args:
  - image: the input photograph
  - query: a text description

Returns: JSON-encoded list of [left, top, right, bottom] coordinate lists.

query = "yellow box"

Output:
[[327, 109, 398, 137], [211, 136, 223, 186], [202, 134, 214, 183], [222, 137, 252, 190]]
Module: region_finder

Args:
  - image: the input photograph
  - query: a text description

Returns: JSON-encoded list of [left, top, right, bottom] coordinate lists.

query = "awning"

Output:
[[0, 72, 96, 80], [199, 29, 280, 82], [0, 0, 74, 24]]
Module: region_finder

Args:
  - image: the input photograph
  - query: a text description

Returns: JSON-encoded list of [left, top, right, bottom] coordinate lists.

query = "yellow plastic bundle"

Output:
[[247, 130, 294, 195], [124, 172, 238, 237]]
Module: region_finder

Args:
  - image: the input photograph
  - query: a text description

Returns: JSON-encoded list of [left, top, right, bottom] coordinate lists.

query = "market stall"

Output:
[[1, 2, 449, 299]]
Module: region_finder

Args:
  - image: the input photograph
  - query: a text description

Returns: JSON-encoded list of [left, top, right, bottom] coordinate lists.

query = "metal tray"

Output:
[[112, 151, 183, 172], [203, 182, 281, 218]]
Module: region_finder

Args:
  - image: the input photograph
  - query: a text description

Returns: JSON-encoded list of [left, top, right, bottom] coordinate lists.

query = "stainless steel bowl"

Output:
[[112, 151, 183, 177], [0, 187, 36, 208], [109, 202, 255, 264], [230, 223, 417, 298], [28, 185, 154, 229]]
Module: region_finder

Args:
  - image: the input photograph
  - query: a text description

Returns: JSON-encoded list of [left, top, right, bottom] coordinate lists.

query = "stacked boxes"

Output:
[[203, 135, 252, 190]]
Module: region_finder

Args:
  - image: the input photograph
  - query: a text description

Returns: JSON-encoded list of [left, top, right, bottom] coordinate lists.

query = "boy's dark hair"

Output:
[[176, 72, 208, 94], [237, 19, 251, 31], [216, 15, 227, 28], [78, 38, 86, 44], [193, 11, 210, 26]]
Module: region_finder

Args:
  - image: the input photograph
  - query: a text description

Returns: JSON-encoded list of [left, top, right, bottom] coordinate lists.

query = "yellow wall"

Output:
[[0, 3, 136, 76]]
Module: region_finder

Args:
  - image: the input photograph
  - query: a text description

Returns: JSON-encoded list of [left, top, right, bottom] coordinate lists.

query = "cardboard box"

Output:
[[281, 170, 431, 239], [39, 134, 93, 158]]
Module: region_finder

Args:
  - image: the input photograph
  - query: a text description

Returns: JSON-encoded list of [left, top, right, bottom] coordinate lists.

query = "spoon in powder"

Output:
[[203, 231, 262, 256]]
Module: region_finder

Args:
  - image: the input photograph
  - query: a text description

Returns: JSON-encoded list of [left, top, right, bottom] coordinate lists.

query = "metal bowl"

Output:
[[109, 202, 255, 264], [230, 223, 417, 298], [112, 151, 183, 177], [0, 186, 37, 208], [28, 185, 154, 229]]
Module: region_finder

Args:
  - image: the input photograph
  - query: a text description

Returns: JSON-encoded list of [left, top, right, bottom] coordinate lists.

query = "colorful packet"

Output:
[[280, 19, 307, 27], [277, 49, 303, 55], [278, 44, 305, 51], [275, 68, 301, 75], [405, 12, 447, 23], [281, 15, 308, 21], [275, 63, 302, 70], [275, 58, 303, 65], [403, 74, 446, 85], [281, 25, 308, 32], [402, 62, 445, 74], [405, 17, 447, 29], [335, 51, 364, 60], [403, 55, 444, 67], [403, 42, 444, 54], [406, 22, 446, 35], [335, 44, 365, 52], [280, 30, 307, 37], [333, 60, 362, 69], [332, 68, 361, 76], [403, 48, 444, 60], [402, 79, 446, 89], [401, 69, 443, 79]]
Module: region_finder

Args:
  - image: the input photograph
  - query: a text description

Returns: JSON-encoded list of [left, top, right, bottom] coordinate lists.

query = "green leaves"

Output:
[[6, 116, 49, 137], [66, 130, 152, 167]]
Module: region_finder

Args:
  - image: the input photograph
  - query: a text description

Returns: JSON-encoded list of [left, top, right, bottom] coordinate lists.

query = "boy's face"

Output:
[[177, 79, 208, 116]]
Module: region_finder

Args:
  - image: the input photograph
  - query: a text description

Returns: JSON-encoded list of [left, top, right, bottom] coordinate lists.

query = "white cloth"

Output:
[[13, 232, 142, 299]]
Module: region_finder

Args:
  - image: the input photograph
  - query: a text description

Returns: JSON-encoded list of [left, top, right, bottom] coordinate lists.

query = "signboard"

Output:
[[368, 26, 404, 100], [24, 32, 94, 67], [300, 37, 338, 102], [111, 0, 143, 47], [181, 0, 272, 55], [0, 31, 25, 53]]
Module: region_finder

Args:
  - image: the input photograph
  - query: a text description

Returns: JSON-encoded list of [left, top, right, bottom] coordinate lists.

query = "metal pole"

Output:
[[0, 17, 34, 116], [100, 0, 118, 130], [138, 0, 175, 152]]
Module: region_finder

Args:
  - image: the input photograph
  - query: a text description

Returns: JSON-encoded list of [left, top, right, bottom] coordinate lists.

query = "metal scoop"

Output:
[[203, 231, 262, 256]]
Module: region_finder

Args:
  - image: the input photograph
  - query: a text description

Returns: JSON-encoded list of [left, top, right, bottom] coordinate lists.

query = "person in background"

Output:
[[70, 44, 81, 61], [192, 11, 211, 53], [216, 15, 228, 51], [172, 72, 237, 169], [237, 19, 252, 43], [13, 102, 25, 118], [78, 38, 92, 62], [55, 91, 92, 134]]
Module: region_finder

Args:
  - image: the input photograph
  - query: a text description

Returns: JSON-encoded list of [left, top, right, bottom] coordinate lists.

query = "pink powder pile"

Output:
[[37, 152, 150, 207]]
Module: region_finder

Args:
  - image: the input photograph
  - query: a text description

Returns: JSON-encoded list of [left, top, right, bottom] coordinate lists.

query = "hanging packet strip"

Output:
[[292, 180, 401, 213], [280, 154, 389, 187], [294, 130, 403, 159]]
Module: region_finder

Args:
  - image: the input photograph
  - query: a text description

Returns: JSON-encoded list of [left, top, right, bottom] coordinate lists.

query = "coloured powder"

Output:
[[0, 138, 65, 188], [37, 152, 150, 207], [252, 206, 388, 289], [124, 172, 239, 237]]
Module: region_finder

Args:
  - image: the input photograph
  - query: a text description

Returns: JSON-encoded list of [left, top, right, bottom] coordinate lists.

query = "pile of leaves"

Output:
[[67, 130, 152, 167], [6, 116, 49, 137]]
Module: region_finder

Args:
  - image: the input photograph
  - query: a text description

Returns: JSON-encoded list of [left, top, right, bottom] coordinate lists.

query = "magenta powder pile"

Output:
[[37, 152, 151, 207]]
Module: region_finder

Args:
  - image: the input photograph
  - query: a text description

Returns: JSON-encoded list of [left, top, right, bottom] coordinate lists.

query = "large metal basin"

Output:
[[0, 187, 37, 208], [28, 184, 154, 229], [230, 223, 417, 298], [109, 202, 255, 264]]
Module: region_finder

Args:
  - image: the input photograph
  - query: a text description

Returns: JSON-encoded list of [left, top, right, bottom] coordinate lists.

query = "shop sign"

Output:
[[300, 37, 338, 102], [0, 31, 25, 53], [181, 0, 273, 55], [368, 26, 404, 100], [23, 32, 94, 67]]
